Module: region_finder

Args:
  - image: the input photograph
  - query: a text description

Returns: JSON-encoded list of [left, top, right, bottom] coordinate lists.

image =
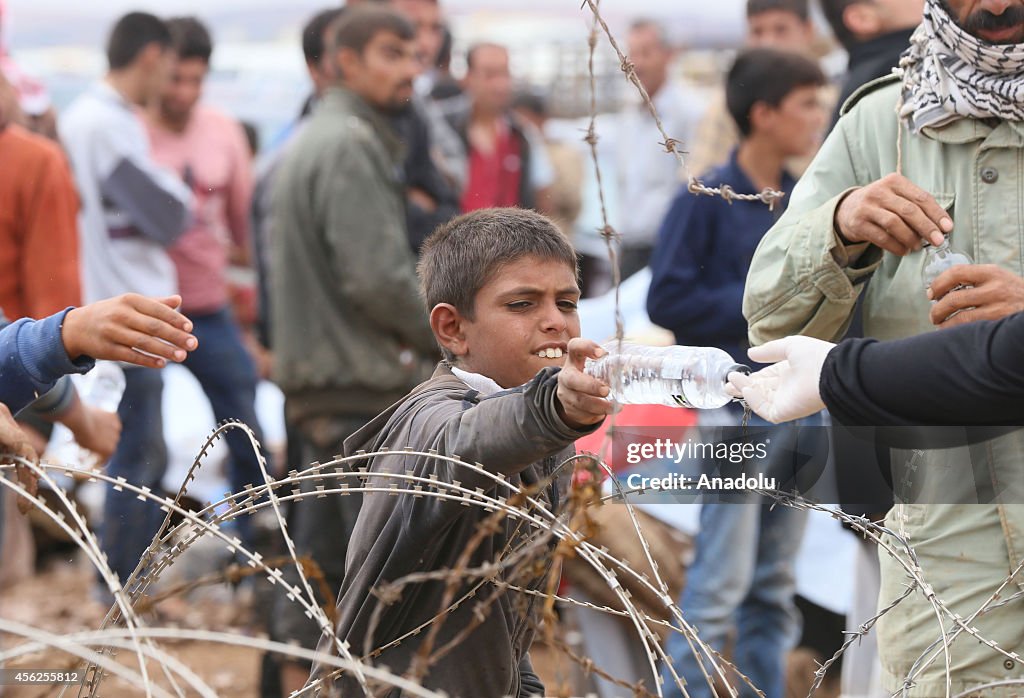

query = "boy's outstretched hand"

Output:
[[556, 338, 613, 429], [62, 294, 198, 369]]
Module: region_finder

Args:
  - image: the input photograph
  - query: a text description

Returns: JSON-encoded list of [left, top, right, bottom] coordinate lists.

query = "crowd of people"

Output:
[[3, 0, 1024, 696]]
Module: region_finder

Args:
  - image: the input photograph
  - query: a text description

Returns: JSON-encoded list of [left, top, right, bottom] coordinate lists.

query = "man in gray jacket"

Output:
[[267, 7, 438, 693]]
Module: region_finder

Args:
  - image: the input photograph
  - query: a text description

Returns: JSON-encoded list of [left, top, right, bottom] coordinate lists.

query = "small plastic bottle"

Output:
[[47, 361, 126, 466], [77, 361, 127, 413], [584, 341, 748, 409], [922, 236, 974, 302]]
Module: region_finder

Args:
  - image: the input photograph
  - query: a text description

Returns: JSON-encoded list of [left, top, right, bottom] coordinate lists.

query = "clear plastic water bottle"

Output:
[[584, 341, 748, 409], [47, 361, 126, 467], [78, 361, 127, 413], [922, 236, 974, 301]]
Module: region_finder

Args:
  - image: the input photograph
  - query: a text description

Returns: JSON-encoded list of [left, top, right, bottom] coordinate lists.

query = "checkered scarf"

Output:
[[899, 0, 1024, 133]]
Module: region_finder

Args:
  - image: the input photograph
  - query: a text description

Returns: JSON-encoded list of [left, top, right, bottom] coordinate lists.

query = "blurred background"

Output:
[[4, 0, 842, 145]]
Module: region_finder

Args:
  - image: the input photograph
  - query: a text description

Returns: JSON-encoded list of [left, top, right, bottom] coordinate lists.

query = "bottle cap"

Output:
[[727, 363, 751, 376], [921, 234, 952, 250]]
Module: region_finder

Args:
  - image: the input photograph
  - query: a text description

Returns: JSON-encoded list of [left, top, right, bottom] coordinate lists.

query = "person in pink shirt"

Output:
[[145, 16, 265, 544]]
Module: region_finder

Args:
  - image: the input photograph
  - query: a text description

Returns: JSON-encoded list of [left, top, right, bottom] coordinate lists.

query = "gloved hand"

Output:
[[726, 336, 836, 423]]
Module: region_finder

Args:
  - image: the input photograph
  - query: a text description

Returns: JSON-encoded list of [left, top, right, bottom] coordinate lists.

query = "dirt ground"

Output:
[[0, 550, 595, 698], [0, 554, 261, 697], [0, 507, 839, 698], [0, 556, 837, 698]]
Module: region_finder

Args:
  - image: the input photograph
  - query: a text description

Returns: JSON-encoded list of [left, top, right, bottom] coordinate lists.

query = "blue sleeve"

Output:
[[25, 376, 77, 418], [646, 190, 747, 344], [0, 309, 95, 414]]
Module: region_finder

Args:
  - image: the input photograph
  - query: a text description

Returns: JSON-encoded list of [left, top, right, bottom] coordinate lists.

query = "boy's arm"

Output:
[[60, 294, 197, 368], [429, 368, 597, 482], [0, 295, 197, 415], [414, 341, 608, 489], [25, 383, 121, 461], [23, 376, 77, 417], [647, 190, 746, 344], [47, 390, 122, 460], [742, 119, 883, 346], [0, 311, 93, 414]]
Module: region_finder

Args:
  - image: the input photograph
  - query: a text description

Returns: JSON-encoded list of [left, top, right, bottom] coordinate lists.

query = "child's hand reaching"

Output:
[[556, 338, 613, 429], [61, 294, 198, 369]]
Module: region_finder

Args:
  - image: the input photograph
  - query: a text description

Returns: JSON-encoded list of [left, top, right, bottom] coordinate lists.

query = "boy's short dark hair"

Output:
[[820, 0, 863, 50], [746, 0, 810, 21], [330, 6, 415, 57], [106, 12, 172, 70], [167, 17, 213, 64], [418, 208, 579, 360], [725, 48, 825, 137], [303, 7, 346, 65]]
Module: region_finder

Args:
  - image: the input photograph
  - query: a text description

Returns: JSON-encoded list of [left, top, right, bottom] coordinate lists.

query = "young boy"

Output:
[[689, 0, 819, 176], [647, 48, 826, 698], [309, 208, 611, 696]]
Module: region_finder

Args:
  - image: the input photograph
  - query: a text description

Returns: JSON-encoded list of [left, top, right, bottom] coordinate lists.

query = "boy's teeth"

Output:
[[537, 348, 563, 359]]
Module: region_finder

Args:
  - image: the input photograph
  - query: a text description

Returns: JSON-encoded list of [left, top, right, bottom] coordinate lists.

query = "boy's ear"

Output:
[[429, 303, 468, 359], [748, 100, 773, 134]]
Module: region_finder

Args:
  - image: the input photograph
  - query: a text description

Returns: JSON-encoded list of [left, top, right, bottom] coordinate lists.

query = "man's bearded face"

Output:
[[940, 0, 1024, 44]]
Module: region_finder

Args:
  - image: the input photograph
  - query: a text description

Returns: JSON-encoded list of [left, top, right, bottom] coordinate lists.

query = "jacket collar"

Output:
[[319, 86, 405, 161], [450, 366, 504, 396]]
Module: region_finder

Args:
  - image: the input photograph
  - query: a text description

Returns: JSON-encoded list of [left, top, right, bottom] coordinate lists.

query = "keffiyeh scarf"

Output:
[[899, 0, 1024, 132]]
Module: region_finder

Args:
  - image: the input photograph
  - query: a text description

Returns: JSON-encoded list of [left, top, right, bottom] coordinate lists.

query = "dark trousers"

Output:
[[101, 366, 167, 589], [182, 306, 266, 543], [266, 414, 373, 658]]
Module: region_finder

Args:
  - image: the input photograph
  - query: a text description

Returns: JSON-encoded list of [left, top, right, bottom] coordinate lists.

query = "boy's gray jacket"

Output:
[[743, 75, 1024, 696], [269, 87, 437, 422], [311, 364, 597, 697]]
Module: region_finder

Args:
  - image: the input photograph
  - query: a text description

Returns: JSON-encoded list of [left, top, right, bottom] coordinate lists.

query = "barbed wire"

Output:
[[5, 426, 1024, 697], [579, 0, 786, 211], [1, 435, 722, 697], [3, 4, 1023, 697]]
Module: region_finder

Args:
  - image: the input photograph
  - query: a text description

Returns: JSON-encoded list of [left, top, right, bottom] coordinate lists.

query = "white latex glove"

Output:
[[725, 336, 836, 423]]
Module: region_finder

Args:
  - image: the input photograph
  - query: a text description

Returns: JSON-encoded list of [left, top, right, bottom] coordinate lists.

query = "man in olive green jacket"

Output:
[[744, 1, 1024, 694], [266, 8, 439, 693]]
